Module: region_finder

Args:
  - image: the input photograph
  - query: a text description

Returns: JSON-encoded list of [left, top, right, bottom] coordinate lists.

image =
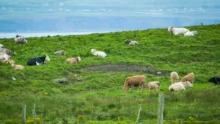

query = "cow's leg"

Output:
[[36, 62, 41, 66], [141, 83, 144, 93]]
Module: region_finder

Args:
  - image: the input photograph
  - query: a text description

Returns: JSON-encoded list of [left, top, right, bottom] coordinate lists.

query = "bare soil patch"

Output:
[[83, 64, 170, 76]]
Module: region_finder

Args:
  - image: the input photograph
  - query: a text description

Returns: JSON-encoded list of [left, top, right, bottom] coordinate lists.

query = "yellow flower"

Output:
[[44, 92, 48, 95], [189, 116, 196, 121]]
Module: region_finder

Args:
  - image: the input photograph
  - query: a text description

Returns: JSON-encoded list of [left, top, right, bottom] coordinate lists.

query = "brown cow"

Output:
[[123, 75, 146, 93]]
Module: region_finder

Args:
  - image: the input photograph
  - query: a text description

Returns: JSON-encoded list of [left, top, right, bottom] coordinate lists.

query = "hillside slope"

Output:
[[0, 24, 220, 123]]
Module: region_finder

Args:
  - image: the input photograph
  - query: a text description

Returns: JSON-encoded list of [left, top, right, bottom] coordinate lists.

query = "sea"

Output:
[[0, 31, 113, 39]]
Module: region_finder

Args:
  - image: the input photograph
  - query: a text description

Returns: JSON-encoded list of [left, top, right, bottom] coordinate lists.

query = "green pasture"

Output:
[[0, 24, 220, 123]]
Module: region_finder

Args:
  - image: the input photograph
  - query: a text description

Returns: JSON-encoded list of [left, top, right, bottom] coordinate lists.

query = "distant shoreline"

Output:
[[0, 31, 113, 38]]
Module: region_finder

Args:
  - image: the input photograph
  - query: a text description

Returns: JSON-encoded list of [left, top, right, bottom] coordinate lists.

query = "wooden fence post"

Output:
[[23, 105, 26, 124], [157, 94, 164, 124], [33, 104, 36, 124], [136, 105, 142, 123]]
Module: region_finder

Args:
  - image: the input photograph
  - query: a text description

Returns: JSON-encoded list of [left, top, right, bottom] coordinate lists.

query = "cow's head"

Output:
[[45, 55, 50, 61]]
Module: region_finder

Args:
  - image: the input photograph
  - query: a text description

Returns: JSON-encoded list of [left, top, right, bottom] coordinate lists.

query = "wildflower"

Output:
[[189, 116, 196, 121], [44, 92, 48, 95]]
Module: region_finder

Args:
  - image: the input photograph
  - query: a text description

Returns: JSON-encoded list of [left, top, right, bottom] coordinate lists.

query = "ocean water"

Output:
[[0, 31, 112, 38], [0, 0, 219, 37]]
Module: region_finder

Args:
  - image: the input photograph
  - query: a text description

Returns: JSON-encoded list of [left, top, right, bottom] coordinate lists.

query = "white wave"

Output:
[[158, 9, 164, 11], [65, 9, 71, 12], [81, 9, 90, 12], [1, 7, 6, 10], [42, 4, 49, 7], [136, 11, 164, 15], [48, 9, 53, 11], [58, 8, 63, 11]]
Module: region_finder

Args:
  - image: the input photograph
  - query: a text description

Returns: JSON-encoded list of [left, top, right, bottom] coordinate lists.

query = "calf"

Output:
[[147, 81, 160, 92]]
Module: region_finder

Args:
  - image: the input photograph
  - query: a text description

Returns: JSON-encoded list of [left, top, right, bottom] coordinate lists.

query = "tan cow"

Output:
[[123, 75, 146, 93], [170, 71, 179, 84], [147, 81, 160, 92], [181, 72, 195, 84], [65, 56, 81, 64], [11, 64, 24, 70]]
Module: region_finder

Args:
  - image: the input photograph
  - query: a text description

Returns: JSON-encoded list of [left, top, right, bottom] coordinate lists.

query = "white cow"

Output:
[[184, 31, 198, 36], [168, 26, 190, 35], [169, 81, 193, 91], [91, 49, 107, 58]]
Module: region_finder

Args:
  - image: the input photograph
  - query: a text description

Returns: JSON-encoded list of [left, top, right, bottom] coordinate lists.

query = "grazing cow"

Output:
[[11, 64, 24, 70], [65, 56, 81, 64], [125, 39, 140, 45], [14, 35, 28, 44], [27, 55, 50, 66], [170, 71, 179, 84], [91, 49, 107, 58], [208, 77, 220, 85], [147, 81, 160, 92], [181, 72, 195, 84], [168, 26, 190, 35], [123, 75, 146, 93], [169, 81, 193, 91], [54, 50, 66, 56]]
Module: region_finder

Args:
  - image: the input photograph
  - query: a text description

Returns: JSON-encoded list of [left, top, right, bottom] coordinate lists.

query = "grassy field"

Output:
[[0, 24, 220, 124]]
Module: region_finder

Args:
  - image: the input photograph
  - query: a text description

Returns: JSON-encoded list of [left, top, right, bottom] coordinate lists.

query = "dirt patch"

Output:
[[83, 64, 170, 76]]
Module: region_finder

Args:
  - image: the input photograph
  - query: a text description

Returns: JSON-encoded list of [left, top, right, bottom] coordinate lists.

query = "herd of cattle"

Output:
[[123, 72, 194, 93], [0, 26, 219, 92]]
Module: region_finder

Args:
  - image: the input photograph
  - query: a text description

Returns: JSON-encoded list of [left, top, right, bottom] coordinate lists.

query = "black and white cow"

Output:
[[27, 55, 50, 66], [208, 77, 220, 85]]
